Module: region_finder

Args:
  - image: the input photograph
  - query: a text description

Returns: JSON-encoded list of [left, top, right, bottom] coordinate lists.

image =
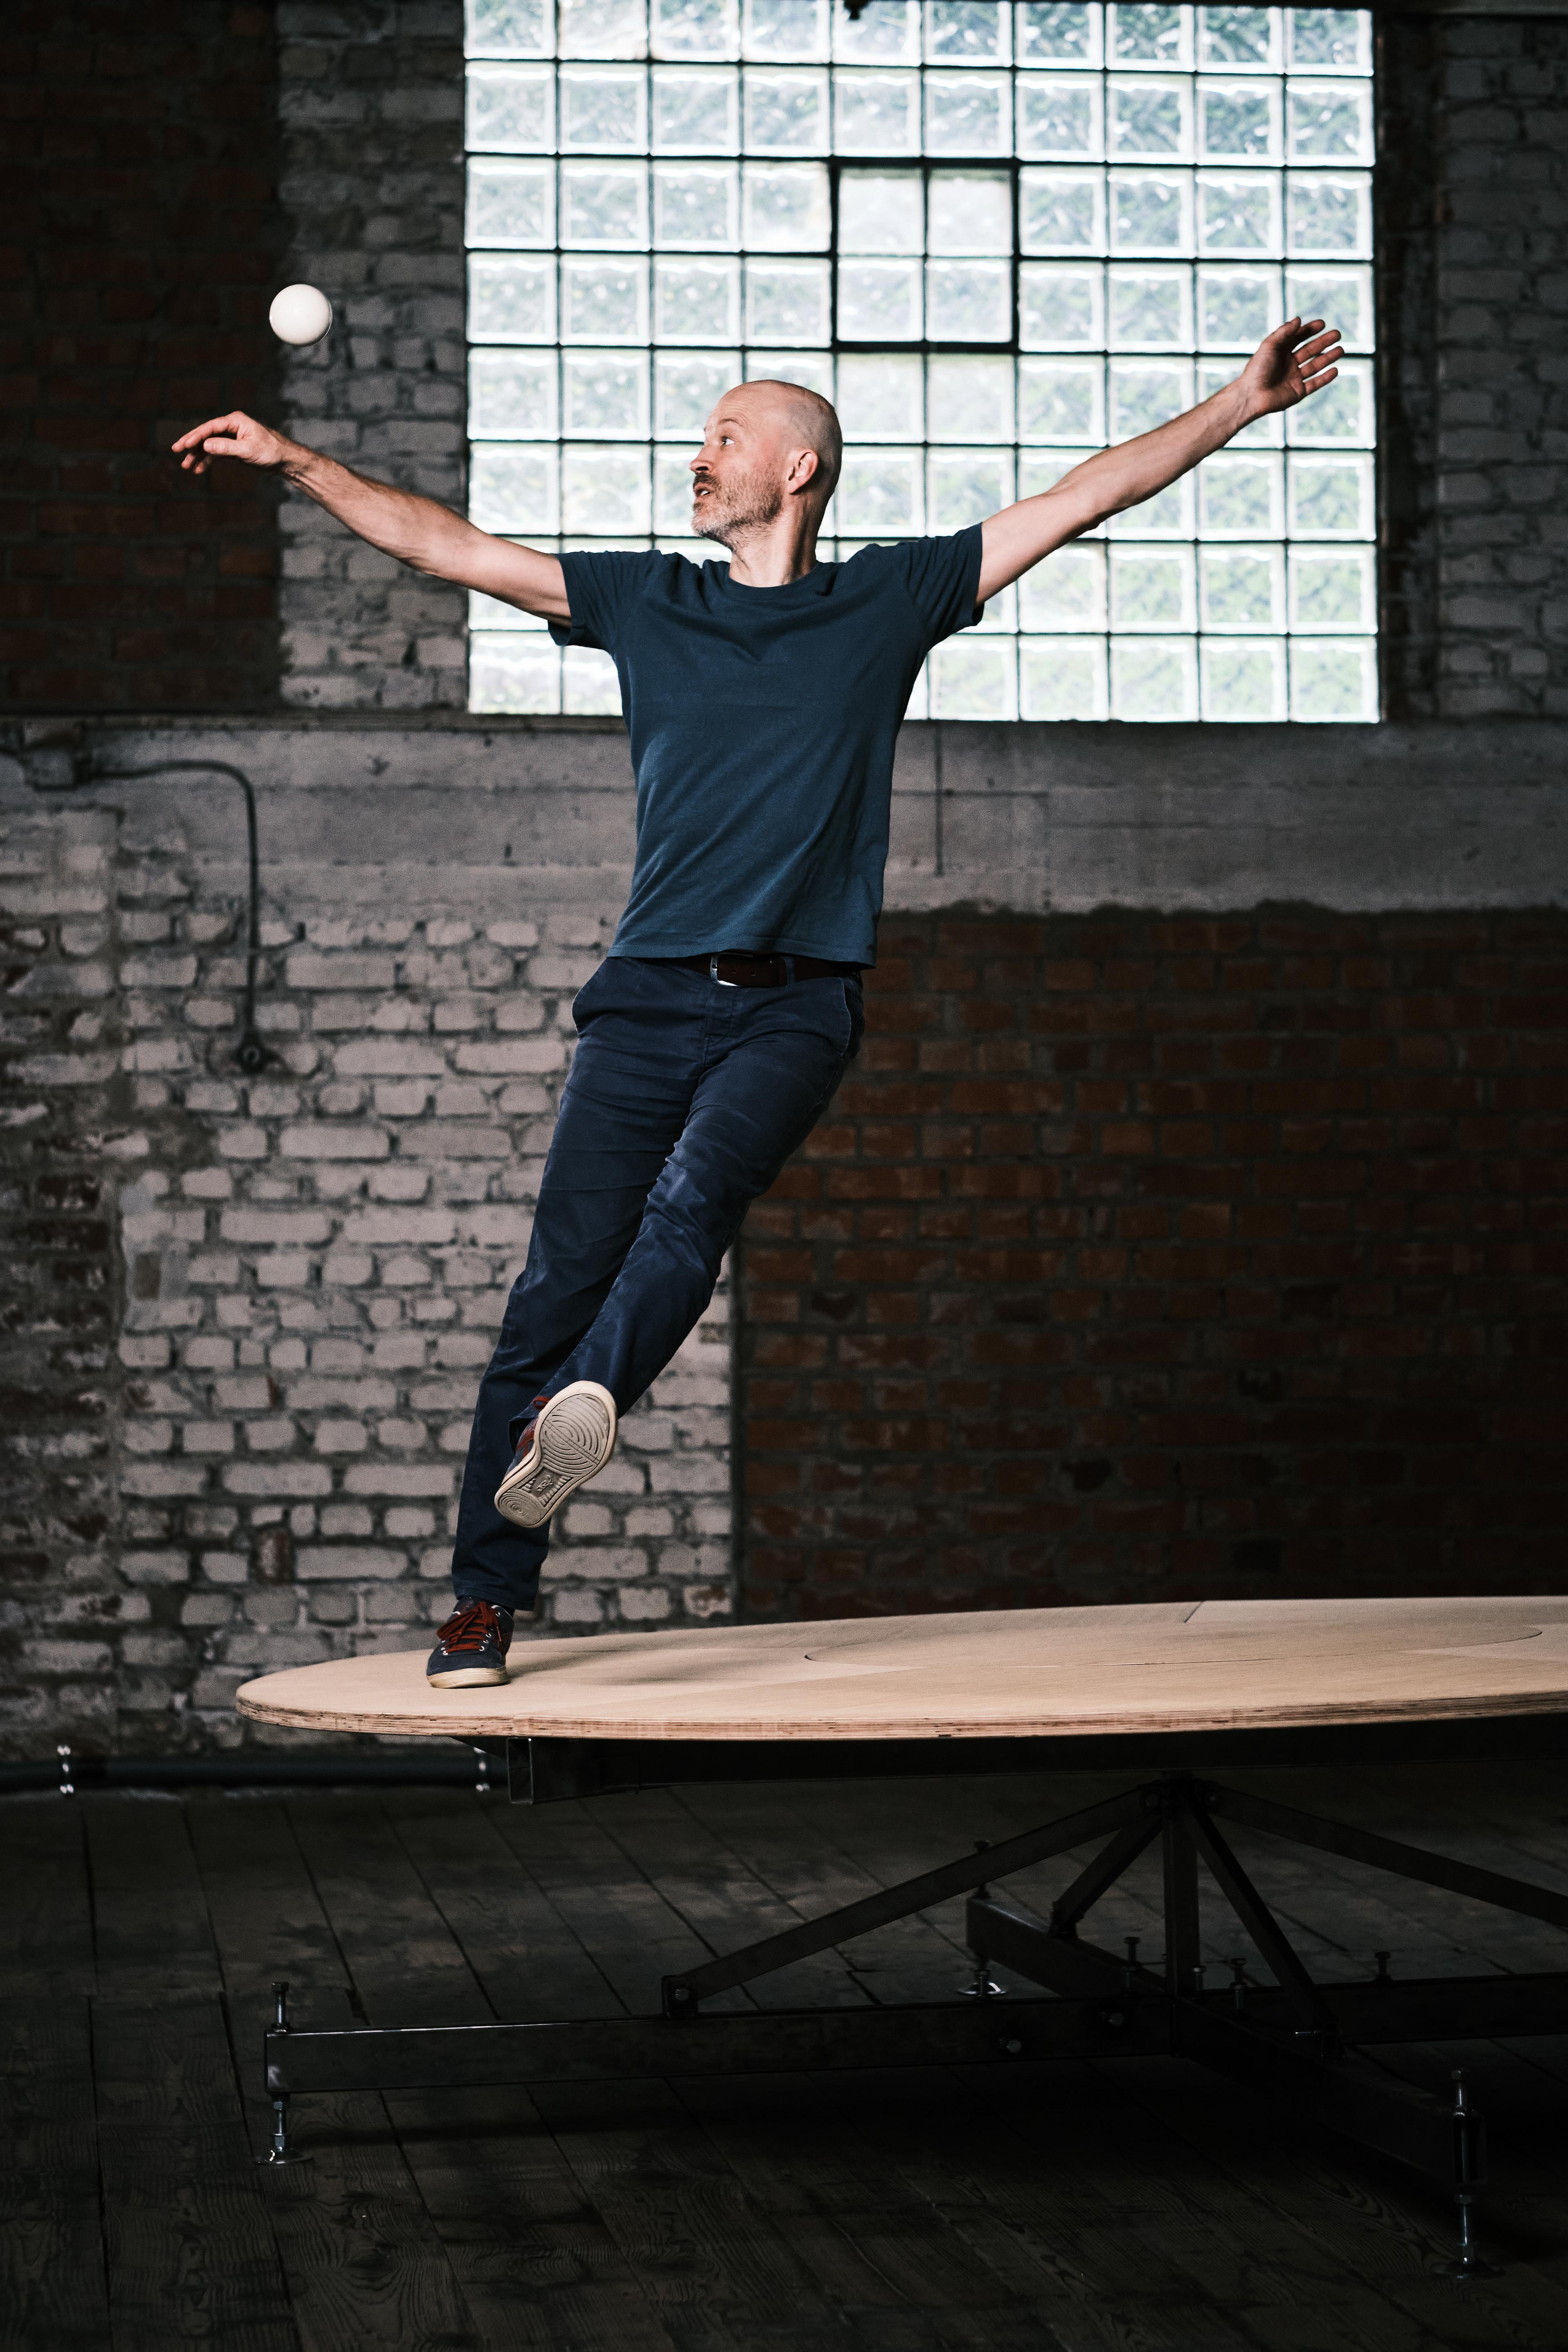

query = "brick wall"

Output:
[[739, 907, 1568, 1621], [0, 773, 731, 1758], [1381, 13, 1568, 721], [0, 1, 286, 710], [0, 806, 125, 1750], [275, 0, 468, 708], [1436, 16, 1568, 719]]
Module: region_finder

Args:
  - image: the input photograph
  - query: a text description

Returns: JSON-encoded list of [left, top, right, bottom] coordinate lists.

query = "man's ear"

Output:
[[786, 446, 820, 496]]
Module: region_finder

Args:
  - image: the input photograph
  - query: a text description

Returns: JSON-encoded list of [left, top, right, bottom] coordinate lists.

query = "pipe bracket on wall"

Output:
[[31, 752, 277, 1073]]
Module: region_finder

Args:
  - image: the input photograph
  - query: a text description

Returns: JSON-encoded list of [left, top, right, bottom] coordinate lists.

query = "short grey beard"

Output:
[[692, 473, 785, 551]]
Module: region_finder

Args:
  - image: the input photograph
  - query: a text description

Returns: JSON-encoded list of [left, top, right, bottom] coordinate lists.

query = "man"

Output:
[[174, 314, 1341, 1688]]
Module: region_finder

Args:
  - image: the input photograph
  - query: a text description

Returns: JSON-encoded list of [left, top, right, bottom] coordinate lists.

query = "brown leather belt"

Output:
[[669, 952, 861, 988]]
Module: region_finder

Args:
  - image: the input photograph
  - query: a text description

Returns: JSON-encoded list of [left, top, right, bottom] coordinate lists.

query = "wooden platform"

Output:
[[7, 1759, 1568, 2350], [237, 1595, 1568, 1742]]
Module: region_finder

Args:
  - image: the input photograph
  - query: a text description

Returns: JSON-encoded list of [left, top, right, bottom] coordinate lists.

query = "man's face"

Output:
[[690, 389, 797, 546]]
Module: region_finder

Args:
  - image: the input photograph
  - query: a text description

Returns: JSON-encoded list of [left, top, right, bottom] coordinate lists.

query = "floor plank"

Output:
[[82, 1792, 221, 2000], [829, 2061, 1282, 2352], [190, 1795, 486, 2352], [673, 2069, 1082, 2351], [486, 1796, 748, 2016], [0, 1794, 95, 1996], [379, 1793, 695, 2349], [528, 2075, 873, 2352], [385, 1786, 622, 2022], [588, 1788, 880, 2012], [0, 1997, 111, 2352], [287, 1792, 494, 2031], [392, 2086, 684, 2352], [187, 1794, 357, 2025], [94, 1997, 298, 2352]]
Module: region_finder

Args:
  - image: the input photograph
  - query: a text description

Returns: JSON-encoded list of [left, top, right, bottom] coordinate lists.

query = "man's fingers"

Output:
[[173, 423, 254, 477], [171, 415, 242, 452], [175, 441, 244, 470], [1299, 365, 1340, 396], [1302, 348, 1343, 376]]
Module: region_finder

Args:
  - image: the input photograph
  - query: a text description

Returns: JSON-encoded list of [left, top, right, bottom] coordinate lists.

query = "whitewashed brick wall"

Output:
[[0, 773, 733, 1755]]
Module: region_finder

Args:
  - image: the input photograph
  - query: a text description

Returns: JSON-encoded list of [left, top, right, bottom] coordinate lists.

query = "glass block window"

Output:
[[465, 2, 1376, 722]]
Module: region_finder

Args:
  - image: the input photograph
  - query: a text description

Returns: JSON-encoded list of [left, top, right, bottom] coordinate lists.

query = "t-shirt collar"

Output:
[[716, 560, 835, 599]]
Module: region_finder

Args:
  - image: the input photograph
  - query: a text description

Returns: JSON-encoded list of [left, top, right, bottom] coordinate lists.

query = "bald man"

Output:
[[176, 316, 1341, 1685]]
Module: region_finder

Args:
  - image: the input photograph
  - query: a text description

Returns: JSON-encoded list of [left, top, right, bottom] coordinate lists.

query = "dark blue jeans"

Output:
[[450, 956, 864, 1611]]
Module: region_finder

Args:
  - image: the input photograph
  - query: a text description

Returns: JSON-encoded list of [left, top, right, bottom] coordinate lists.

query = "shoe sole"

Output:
[[427, 1660, 510, 1688], [493, 1380, 618, 1530]]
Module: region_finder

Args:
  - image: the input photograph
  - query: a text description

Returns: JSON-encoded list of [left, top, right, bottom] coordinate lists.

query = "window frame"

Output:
[[462, 2, 1381, 725]]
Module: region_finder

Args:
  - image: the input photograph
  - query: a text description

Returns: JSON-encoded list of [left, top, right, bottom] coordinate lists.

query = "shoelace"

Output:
[[439, 1601, 499, 1655], [515, 1393, 551, 1462]]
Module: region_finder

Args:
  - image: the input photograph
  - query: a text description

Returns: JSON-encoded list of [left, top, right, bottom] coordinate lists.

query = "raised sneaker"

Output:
[[426, 1599, 514, 1688], [494, 1379, 618, 1529]]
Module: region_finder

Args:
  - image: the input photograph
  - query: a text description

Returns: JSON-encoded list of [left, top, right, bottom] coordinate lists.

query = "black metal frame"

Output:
[[258, 1723, 1568, 2274], [829, 156, 1022, 352]]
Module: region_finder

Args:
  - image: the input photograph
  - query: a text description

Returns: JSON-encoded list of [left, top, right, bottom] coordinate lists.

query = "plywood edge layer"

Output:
[[233, 1687, 1568, 1741]]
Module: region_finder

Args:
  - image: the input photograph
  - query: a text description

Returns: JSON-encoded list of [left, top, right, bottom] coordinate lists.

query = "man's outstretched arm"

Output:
[[975, 318, 1343, 606], [170, 412, 570, 621]]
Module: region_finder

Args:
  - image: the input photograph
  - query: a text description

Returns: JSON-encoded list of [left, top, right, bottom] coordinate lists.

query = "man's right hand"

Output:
[[172, 412, 297, 476], [169, 408, 570, 621]]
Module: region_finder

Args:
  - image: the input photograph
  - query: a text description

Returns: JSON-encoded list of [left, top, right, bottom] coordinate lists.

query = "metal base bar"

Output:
[[1168, 1998, 1457, 2182], [265, 1995, 1168, 2097]]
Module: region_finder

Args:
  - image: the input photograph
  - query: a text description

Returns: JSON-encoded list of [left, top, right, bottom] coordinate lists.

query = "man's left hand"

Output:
[[1239, 317, 1345, 419]]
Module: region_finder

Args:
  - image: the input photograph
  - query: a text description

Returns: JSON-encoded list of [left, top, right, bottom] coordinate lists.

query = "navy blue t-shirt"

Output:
[[549, 529, 984, 967]]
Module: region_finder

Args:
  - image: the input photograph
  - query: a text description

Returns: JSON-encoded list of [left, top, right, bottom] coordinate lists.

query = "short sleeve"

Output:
[[549, 549, 665, 655], [891, 525, 986, 650]]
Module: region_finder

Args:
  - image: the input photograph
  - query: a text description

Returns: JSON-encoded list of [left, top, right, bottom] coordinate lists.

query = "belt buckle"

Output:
[[710, 952, 788, 987]]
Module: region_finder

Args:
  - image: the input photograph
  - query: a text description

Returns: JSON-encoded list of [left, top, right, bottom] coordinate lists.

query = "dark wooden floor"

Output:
[[7, 1760, 1568, 2351]]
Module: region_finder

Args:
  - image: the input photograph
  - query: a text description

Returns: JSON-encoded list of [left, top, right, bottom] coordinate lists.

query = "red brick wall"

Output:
[[0, 3, 285, 710], [739, 908, 1568, 1620]]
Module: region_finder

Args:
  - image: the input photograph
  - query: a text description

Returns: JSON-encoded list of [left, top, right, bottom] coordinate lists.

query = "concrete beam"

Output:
[[6, 716, 1567, 916]]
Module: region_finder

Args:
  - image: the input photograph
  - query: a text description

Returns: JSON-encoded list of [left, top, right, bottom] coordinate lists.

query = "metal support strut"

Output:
[[1441, 2071, 1499, 2280]]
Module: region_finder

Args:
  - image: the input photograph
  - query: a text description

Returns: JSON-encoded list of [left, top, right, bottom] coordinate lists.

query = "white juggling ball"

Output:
[[268, 285, 334, 346]]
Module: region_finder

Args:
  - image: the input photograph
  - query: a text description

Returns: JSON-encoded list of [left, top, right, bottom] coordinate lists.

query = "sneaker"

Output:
[[494, 1379, 618, 1530], [426, 1599, 514, 1688]]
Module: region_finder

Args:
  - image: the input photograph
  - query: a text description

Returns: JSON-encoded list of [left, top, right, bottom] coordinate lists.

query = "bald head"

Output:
[[690, 378, 843, 554], [739, 378, 843, 507]]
